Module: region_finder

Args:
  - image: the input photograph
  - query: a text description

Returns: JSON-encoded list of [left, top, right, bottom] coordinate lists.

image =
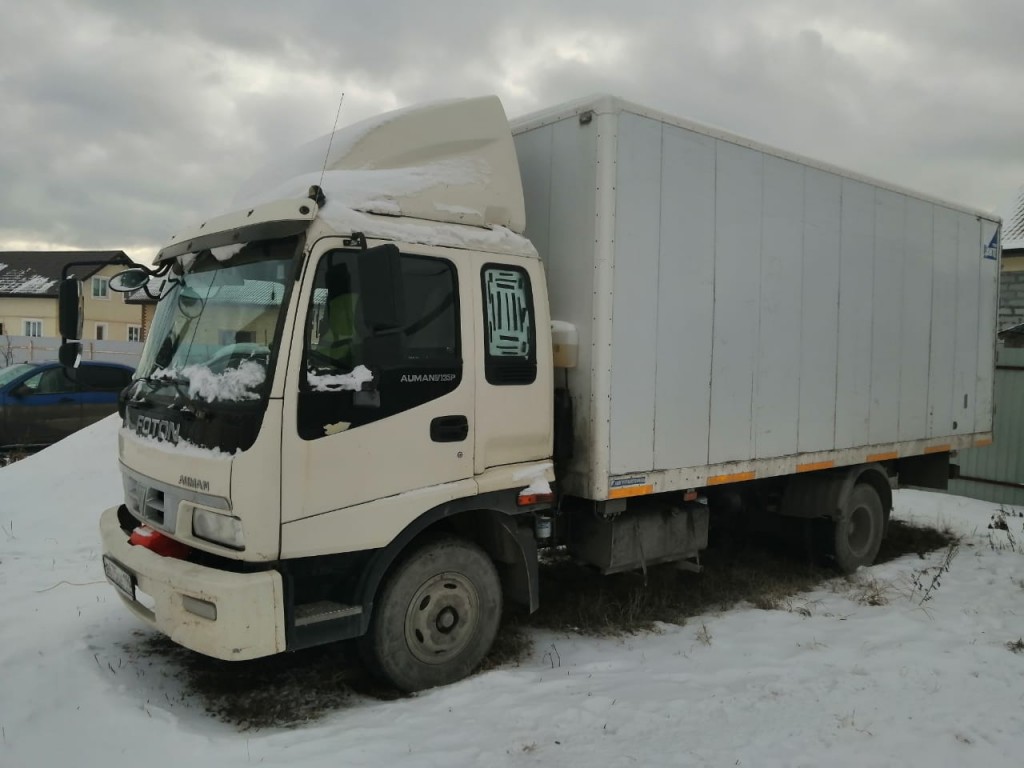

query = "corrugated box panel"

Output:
[[603, 105, 997, 480], [514, 96, 998, 499]]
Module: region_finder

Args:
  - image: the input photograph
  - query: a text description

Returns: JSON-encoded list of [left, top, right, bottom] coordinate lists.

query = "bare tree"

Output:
[[0, 335, 13, 367]]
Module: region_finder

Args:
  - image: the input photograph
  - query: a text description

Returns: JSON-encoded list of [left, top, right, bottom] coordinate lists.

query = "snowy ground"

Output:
[[2, 416, 1023, 767]]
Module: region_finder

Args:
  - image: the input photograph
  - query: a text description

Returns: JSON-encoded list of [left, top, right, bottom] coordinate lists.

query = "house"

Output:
[[999, 186, 1024, 331], [0, 251, 146, 342], [124, 277, 166, 341]]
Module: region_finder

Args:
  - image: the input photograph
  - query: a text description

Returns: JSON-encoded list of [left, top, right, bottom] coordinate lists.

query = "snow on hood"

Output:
[[153, 360, 266, 403]]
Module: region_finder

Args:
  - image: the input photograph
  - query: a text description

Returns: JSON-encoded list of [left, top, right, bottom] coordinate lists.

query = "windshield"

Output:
[[135, 237, 298, 405], [0, 364, 34, 388]]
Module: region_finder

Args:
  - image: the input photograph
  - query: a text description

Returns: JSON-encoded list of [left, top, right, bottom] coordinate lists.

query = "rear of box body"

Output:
[[512, 96, 999, 501]]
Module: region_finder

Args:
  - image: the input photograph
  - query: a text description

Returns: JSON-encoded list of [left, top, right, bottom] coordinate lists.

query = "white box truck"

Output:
[[62, 94, 999, 692]]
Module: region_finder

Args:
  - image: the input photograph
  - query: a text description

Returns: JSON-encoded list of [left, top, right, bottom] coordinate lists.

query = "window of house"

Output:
[[128, 325, 143, 342], [95, 323, 107, 341], [92, 277, 109, 299], [23, 319, 43, 337]]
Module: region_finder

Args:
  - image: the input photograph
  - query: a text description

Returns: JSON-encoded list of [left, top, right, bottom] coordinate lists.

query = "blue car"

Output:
[[0, 361, 135, 450]]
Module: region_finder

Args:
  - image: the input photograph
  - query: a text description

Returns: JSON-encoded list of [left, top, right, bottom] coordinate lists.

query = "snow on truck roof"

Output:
[[157, 96, 537, 262]]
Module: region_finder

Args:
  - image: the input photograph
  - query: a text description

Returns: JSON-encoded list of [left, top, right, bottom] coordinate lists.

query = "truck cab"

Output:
[[94, 96, 555, 692]]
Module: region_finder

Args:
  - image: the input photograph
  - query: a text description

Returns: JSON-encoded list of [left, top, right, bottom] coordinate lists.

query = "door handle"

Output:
[[430, 415, 468, 443], [59, 397, 75, 403]]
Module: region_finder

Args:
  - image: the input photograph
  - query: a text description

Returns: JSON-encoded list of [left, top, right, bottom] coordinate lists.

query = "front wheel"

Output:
[[361, 537, 502, 693], [831, 483, 885, 574]]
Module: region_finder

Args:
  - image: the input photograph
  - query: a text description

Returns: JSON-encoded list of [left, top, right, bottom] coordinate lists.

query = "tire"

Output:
[[831, 483, 885, 574], [360, 537, 502, 693]]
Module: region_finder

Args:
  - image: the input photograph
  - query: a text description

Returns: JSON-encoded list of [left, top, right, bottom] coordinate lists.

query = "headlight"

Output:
[[192, 507, 245, 550]]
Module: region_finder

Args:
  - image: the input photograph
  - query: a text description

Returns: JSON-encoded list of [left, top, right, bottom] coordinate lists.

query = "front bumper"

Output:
[[100, 506, 286, 660]]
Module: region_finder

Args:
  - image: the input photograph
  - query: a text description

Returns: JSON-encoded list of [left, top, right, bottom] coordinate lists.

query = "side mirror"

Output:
[[108, 268, 151, 293], [357, 244, 405, 333], [58, 279, 84, 340]]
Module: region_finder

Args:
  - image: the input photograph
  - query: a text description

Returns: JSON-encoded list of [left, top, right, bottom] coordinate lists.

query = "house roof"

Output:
[[0, 251, 127, 298], [1005, 186, 1024, 251]]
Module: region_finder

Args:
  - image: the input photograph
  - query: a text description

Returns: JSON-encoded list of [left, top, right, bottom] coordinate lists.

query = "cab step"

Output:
[[294, 601, 363, 627]]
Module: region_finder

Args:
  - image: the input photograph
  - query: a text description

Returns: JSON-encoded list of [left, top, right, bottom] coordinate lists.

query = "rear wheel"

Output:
[[361, 537, 502, 693], [831, 483, 885, 574]]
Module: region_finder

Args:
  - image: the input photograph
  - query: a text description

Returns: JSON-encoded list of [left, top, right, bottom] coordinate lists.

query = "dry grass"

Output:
[[124, 514, 957, 729], [0, 450, 32, 468]]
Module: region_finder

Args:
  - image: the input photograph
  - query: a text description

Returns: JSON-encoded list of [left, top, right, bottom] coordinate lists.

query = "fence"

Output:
[[0, 335, 143, 369], [949, 346, 1024, 505]]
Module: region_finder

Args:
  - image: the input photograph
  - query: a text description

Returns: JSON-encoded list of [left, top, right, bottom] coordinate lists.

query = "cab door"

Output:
[[473, 257, 553, 473], [279, 240, 476, 548]]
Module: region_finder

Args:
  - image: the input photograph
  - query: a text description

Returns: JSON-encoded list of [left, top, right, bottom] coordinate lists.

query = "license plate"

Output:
[[103, 555, 136, 601]]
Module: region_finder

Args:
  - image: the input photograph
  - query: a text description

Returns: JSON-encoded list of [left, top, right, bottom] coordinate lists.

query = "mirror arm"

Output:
[[57, 254, 161, 370], [60, 253, 140, 281]]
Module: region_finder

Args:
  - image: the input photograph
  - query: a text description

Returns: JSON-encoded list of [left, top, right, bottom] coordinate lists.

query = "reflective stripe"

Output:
[[609, 484, 654, 499], [796, 460, 834, 473], [707, 471, 756, 486], [867, 451, 898, 462]]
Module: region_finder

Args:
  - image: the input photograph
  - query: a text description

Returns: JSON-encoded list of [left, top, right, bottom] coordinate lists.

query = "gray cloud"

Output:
[[1, 0, 1021, 257]]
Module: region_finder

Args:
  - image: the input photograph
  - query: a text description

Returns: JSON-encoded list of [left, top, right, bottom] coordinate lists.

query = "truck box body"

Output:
[[512, 96, 1000, 501]]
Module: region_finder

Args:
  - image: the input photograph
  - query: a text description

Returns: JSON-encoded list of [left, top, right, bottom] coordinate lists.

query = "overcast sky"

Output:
[[2, 0, 1021, 261]]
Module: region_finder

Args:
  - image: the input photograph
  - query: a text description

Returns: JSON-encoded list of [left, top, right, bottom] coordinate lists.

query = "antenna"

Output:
[[318, 92, 346, 194]]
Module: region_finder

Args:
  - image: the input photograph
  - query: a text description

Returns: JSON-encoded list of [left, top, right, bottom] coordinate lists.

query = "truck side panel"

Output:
[[798, 168, 842, 454], [754, 155, 803, 459], [835, 178, 875, 450], [653, 124, 716, 471], [869, 189, 906, 446], [898, 198, 935, 442], [708, 141, 763, 465], [928, 208, 959, 437], [954, 214, 981, 435], [609, 113, 662, 473], [513, 99, 997, 499], [976, 220, 999, 432]]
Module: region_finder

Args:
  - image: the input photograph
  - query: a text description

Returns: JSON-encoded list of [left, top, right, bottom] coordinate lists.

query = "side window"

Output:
[[481, 265, 537, 385], [22, 368, 74, 395], [77, 366, 131, 392], [298, 248, 461, 440]]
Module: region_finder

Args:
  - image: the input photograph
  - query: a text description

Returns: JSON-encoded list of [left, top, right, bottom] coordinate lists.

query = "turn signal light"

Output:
[[129, 526, 189, 559], [517, 492, 555, 506]]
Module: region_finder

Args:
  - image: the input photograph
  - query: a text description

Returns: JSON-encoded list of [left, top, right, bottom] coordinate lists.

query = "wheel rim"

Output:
[[404, 571, 480, 665], [846, 504, 874, 556]]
